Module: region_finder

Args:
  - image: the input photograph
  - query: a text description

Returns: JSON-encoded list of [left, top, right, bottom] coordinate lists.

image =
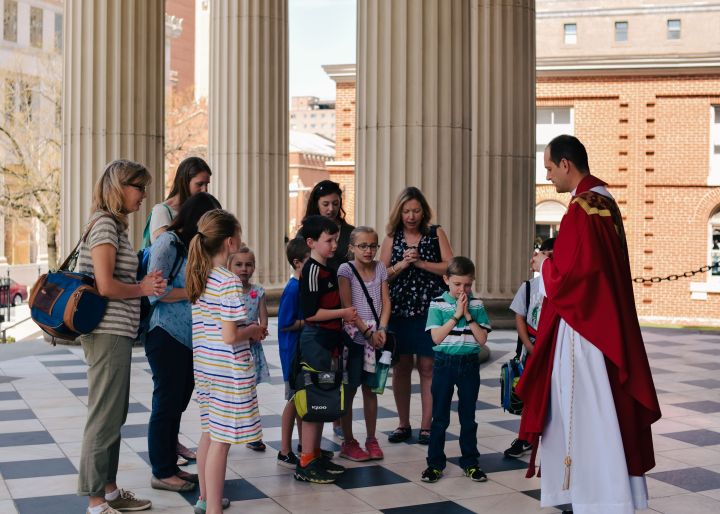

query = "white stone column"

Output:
[[356, 0, 471, 247], [208, 0, 288, 289], [470, 0, 536, 299], [62, 0, 165, 254]]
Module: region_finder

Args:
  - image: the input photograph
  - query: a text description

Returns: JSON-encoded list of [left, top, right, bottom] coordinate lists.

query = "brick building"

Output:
[[324, 1, 720, 326]]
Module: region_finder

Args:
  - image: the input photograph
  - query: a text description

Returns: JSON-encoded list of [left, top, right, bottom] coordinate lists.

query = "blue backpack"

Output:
[[29, 216, 110, 343]]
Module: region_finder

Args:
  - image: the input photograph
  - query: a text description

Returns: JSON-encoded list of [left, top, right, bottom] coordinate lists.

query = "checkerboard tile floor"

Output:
[[0, 325, 718, 513]]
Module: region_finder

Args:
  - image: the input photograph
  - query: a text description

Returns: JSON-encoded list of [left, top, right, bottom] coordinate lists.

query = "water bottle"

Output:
[[371, 350, 393, 394]]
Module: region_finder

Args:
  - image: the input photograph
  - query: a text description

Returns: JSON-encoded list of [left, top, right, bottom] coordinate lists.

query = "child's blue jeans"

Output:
[[426, 352, 481, 471]]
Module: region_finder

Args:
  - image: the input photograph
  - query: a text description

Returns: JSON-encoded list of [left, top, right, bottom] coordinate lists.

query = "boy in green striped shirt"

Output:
[[421, 256, 491, 484]]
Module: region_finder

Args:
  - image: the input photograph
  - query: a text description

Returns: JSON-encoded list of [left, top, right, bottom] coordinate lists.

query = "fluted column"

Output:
[[62, 0, 165, 254], [209, 0, 288, 288], [356, 0, 471, 247], [470, 0, 535, 299]]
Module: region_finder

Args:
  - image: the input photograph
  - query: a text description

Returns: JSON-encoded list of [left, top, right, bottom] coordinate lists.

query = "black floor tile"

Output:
[[651, 367, 671, 374], [265, 436, 341, 453], [647, 352, 675, 359], [522, 488, 541, 501], [0, 390, 21, 401], [682, 378, 720, 389], [69, 387, 88, 396], [673, 401, 720, 413], [127, 402, 149, 414], [335, 464, 409, 489], [0, 430, 53, 447], [352, 405, 396, 419], [53, 372, 87, 380], [0, 409, 35, 421], [703, 348, 720, 356], [0, 457, 76, 479], [131, 355, 148, 363], [179, 477, 267, 504], [42, 359, 86, 367], [448, 452, 527, 473], [481, 378, 500, 388], [0, 376, 20, 384], [649, 467, 720, 492], [15, 494, 87, 514], [137, 450, 151, 466], [489, 419, 521, 434], [450, 400, 497, 411], [260, 414, 283, 428], [662, 429, 720, 446], [121, 424, 148, 438], [382, 500, 476, 514], [693, 362, 720, 371]]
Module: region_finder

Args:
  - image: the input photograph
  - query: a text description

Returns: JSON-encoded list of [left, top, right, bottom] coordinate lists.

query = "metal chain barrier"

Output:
[[632, 262, 720, 284]]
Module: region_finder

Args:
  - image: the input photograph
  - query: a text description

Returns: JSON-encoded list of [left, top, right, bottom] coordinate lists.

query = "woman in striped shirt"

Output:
[[186, 209, 266, 514], [76, 160, 167, 514]]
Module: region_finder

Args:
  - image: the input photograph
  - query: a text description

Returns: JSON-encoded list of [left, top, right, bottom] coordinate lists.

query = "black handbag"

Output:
[[347, 262, 398, 365], [294, 368, 346, 422]]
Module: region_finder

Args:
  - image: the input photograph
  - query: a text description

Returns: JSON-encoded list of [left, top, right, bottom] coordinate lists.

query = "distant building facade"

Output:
[[289, 96, 336, 141]]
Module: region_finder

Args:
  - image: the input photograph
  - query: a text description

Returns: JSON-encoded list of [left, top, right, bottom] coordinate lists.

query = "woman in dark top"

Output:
[[300, 180, 355, 272], [379, 187, 453, 445]]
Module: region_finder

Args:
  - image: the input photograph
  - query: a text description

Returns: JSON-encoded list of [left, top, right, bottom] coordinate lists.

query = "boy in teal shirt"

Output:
[[421, 256, 491, 483]]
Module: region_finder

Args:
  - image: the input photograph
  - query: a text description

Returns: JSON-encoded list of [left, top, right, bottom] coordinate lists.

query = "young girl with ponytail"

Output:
[[186, 209, 266, 514]]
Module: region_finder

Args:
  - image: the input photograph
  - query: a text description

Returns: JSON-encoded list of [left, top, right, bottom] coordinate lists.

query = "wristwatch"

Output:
[[377, 325, 387, 332], [465, 316, 474, 324]]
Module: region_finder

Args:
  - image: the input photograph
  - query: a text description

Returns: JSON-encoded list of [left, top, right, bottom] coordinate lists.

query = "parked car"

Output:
[[0, 279, 28, 307]]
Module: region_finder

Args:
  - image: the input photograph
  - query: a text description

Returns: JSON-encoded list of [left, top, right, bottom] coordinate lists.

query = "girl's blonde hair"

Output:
[[385, 186, 433, 237], [92, 159, 151, 228], [186, 209, 241, 303], [348, 226, 378, 259], [227, 246, 255, 269]]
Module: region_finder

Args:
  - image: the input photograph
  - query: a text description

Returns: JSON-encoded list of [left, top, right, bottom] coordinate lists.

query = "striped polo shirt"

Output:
[[425, 291, 492, 355], [76, 212, 140, 339]]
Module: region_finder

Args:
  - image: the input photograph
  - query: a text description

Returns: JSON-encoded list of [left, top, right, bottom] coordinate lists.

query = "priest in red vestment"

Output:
[[516, 135, 661, 514]]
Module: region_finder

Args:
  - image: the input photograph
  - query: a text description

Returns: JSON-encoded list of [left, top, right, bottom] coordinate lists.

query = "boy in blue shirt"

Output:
[[276, 238, 310, 468], [421, 256, 492, 483]]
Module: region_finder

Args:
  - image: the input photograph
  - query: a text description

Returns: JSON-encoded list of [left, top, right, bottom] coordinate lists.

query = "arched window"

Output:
[[535, 201, 566, 248], [710, 210, 720, 278]]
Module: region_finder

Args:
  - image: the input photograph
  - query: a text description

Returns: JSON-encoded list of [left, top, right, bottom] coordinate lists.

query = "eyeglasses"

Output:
[[352, 243, 379, 251], [126, 183, 146, 193]]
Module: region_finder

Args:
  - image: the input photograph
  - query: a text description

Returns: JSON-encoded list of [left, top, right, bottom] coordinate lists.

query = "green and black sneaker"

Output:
[[294, 459, 336, 484], [464, 467, 487, 482], [319, 454, 346, 474], [420, 467, 442, 483]]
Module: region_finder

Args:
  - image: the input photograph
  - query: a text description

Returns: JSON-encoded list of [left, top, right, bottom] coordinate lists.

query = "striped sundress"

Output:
[[192, 266, 262, 444]]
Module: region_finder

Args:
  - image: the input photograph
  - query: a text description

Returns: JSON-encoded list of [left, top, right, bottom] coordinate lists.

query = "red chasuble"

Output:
[[517, 174, 661, 478]]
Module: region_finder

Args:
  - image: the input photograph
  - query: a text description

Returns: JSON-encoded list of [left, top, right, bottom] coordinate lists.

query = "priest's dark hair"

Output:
[[547, 135, 589, 173]]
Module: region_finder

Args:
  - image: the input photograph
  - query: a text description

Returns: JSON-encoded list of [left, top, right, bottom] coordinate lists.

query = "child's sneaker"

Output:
[[464, 467, 487, 482], [294, 459, 336, 484], [365, 437, 384, 460], [245, 439, 266, 451], [277, 450, 300, 469], [319, 454, 346, 474], [340, 439, 371, 462], [192, 497, 230, 514], [420, 467, 442, 483], [504, 438, 532, 458]]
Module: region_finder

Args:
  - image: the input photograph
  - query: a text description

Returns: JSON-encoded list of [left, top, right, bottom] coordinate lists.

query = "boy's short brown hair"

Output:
[[286, 237, 310, 267], [446, 256, 475, 278]]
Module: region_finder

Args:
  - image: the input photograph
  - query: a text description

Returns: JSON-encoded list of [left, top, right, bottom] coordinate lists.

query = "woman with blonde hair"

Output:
[[76, 159, 167, 514], [379, 187, 453, 445]]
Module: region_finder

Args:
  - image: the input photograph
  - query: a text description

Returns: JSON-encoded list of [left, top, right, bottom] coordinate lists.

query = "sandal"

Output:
[[418, 429, 431, 445], [387, 426, 412, 443], [246, 439, 267, 451]]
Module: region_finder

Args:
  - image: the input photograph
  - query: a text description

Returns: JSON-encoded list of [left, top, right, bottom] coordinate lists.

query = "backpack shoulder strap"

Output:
[[166, 231, 186, 284]]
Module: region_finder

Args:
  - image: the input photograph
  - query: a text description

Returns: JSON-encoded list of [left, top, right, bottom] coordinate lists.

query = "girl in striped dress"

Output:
[[186, 210, 266, 514]]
